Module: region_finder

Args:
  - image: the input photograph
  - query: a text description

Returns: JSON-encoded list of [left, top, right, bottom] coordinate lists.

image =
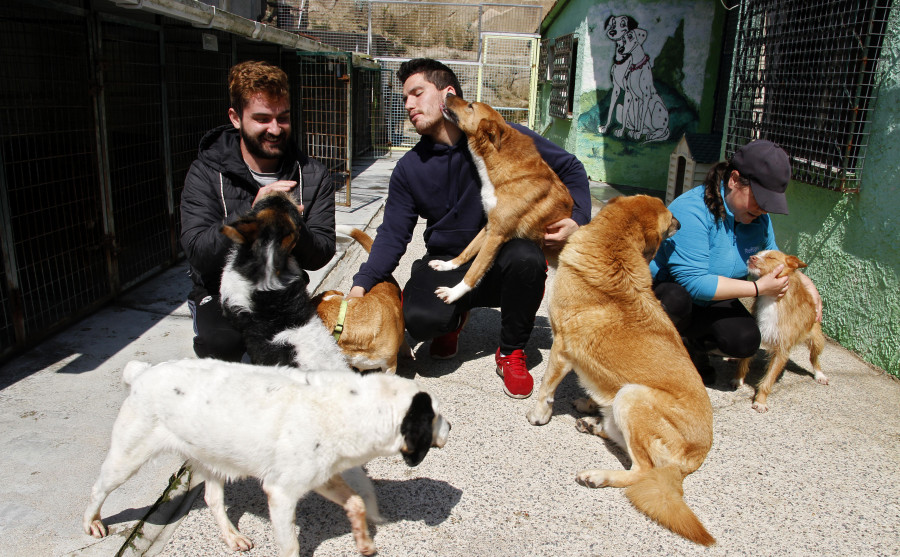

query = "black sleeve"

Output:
[[294, 157, 336, 271], [180, 161, 241, 288]]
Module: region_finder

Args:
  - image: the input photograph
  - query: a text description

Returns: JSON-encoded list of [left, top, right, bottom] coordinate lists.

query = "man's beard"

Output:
[[241, 128, 289, 160]]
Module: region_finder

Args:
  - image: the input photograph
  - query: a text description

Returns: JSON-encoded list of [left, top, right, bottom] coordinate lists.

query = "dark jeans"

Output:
[[402, 239, 547, 354], [187, 288, 245, 362], [653, 281, 760, 358]]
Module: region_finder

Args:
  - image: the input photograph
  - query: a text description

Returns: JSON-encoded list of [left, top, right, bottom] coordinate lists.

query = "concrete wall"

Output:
[[541, 0, 723, 190], [773, 8, 899, 375]]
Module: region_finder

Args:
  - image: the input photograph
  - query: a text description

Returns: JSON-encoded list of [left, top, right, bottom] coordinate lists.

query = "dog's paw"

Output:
[[575, 470, 608, 489], [526, 401, 552, 425], [428, 259, 458, 271], [751, 401, 769, 413], [599, 124, 608, 134], [815, 371, 829, 385], [223, 530, 254, 552], [86, 518, 107, 538], [614, 128, 624, 138], [358, 540, 377, 556], [435, 283, 469, 304], [572, 397, 599, 414], [730, 377, 745, 390], [575, 416, 605, 437]]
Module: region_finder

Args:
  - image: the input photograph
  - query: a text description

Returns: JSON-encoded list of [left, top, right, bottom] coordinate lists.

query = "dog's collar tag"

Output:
[[333, 299, 348, 342]]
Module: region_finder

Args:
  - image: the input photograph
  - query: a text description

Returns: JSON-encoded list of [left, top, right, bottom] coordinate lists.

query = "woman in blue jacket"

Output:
[[650, 140, 821, 384]]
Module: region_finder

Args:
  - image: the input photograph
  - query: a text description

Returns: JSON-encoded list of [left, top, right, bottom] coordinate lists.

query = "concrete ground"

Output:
[[1, 157, 897, 557]]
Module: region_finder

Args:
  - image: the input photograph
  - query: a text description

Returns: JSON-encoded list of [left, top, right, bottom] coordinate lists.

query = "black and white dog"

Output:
[[83, 358, 451, 556], [219, 191, 347, 371]]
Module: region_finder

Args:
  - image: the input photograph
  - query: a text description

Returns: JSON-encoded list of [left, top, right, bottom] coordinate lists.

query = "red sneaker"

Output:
[[429, 312, 469, 359], [495, 348, 533, 399]]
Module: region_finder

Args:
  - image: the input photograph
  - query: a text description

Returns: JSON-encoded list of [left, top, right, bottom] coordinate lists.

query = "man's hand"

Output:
[[347, 285, 366, 299], [252, 180, 297, 206], [544, 218, 579, 249]]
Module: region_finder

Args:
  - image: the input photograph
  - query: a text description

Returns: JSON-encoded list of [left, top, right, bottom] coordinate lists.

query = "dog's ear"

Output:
[[281, 233, 297, 253], [400, 392, 435, 467], [478, 119, 503, 151], [635, 29, 648, 45], [785, 255, 807, 270], [221, 220, 259, 245]]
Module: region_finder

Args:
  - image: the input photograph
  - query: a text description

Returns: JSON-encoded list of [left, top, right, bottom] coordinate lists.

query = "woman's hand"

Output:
[[797, 271, 823, 322], [755, 264, 790, 298]]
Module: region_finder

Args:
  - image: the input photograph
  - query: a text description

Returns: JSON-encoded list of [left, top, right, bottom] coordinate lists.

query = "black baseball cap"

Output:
[[731, 140, 791, 215]]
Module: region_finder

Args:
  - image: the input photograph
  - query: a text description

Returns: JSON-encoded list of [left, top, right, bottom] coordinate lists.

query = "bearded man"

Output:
[[180, 60, 336, 361]]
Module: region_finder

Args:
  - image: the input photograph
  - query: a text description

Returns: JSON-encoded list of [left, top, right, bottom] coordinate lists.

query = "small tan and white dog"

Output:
[[430, 93, 574, 304], [734, 250, 827, 412], [82, 358, 451, 556], [315, 226, 412, 374]]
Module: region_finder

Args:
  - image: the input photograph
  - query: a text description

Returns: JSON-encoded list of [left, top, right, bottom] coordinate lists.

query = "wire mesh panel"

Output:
[[0, 4, 108, 352], [164, 25, 233, 245], [352, 67, 391, 159], [726, 0, 892, 192], [479, 34, 537, 126], [296, 53, 352, 206], [101, 20, 173, 288], [369, 1, 482, 60]]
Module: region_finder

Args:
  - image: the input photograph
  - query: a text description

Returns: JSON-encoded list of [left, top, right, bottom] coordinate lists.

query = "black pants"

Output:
[[653, 281, 760, 358], [187, 288, 246, 362], [402, 239, 547, 354]]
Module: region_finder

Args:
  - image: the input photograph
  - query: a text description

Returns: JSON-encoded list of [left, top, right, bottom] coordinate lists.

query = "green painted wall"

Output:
[[540, 0, 723, 190], [773, 8, 900, 375], [541, 1, 899, 374]]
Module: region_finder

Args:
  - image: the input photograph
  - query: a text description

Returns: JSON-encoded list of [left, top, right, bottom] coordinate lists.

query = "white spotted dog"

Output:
[[219, 191, 347, 372], [83, 358, 451, 556]]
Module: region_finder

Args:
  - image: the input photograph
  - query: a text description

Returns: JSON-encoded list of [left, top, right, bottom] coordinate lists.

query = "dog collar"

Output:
[[332, 299, 348, 342], [628, 54, 650, 74]]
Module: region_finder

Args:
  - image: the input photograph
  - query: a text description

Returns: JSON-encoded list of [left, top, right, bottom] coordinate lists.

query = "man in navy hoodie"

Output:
[[347, 59, 590, 399]]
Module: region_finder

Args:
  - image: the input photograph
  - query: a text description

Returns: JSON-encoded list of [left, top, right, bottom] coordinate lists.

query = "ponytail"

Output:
[[702, 162, 729, 223]]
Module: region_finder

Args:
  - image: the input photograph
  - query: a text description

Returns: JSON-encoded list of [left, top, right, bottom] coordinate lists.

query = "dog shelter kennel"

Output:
[[0, 0, 390, 363]]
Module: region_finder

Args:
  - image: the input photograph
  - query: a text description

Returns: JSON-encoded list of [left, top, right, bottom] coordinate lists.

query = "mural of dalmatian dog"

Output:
[[598, 15, 639, 137], [598, 15, 670, 143], [620, 28, 670, 142]]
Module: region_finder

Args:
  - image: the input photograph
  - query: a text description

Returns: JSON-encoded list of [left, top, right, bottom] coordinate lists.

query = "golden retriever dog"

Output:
[[315, 226, 412, 374], [428, 93, 574, 304], [526, 195, 715, 546], [734, 250, 827, 412]]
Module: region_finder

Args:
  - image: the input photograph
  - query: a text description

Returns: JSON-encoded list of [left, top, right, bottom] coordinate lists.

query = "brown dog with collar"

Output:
[[428, 93, 574, 304], [314, 226, 412, 374]]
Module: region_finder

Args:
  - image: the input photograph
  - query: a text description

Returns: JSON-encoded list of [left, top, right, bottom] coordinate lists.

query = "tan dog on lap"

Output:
[[527, 195, 715, 546], [429, 93, 574, 304]]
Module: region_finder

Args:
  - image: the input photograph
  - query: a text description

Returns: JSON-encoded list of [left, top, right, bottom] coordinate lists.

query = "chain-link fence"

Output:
[[275, 0, 543, 148]]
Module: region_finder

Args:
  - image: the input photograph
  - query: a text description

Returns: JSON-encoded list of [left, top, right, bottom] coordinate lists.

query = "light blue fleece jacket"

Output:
[[649, 184, 777, 305]]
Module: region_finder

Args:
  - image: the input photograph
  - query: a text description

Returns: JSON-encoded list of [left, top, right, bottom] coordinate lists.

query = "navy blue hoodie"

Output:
[[352, 123, 591, 291]]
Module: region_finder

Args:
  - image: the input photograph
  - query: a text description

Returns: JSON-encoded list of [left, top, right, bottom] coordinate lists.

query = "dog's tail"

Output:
[[337, 225, 374, 253], [626, 466, 715, 546], [122, 360, 152, 388]]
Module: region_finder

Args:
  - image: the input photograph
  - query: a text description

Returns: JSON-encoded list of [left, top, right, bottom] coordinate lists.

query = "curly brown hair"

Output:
[[228, 61, 289, 116]]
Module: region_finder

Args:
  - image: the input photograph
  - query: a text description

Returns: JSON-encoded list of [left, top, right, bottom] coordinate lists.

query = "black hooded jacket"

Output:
[[180, 125, 336, 295]]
